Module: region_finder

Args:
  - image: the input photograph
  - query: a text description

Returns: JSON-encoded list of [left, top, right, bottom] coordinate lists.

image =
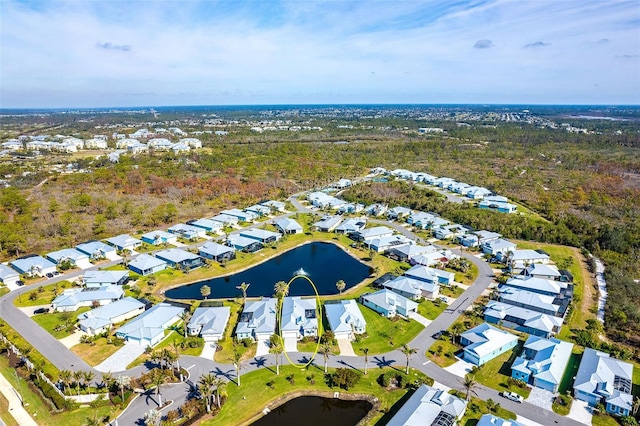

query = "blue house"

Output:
[[404, 264, 454, 285], [227, 235, 263, 253], [199, 242, 236, 263], [10, 255, 57, 277], [76, 240, 119, 261], [511, 335, 573, 392], [573, 348, 634, 416], [140, 230, 178, 246], [154, 249, 203, 271], [460, 323, 518, 366], [128, 254, 167, 276], [187, 218, 224, 234]]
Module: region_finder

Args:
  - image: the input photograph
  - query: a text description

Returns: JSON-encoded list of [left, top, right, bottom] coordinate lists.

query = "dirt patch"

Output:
[[573, 248, 597, 323]]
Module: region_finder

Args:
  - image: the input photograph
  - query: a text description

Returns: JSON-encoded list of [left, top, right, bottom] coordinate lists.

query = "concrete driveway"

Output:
[[568, 399, 593, 425], [444, 358, 476, 377], [336, 338, 356, 357], [95, 342, 146, 373], [255, 338, 271, 357], [59, 331, 85, 349], [526, 387, 554, 411]]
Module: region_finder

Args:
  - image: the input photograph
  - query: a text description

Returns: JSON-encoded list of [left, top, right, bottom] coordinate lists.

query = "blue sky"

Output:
[[1, 0, 639, 108]]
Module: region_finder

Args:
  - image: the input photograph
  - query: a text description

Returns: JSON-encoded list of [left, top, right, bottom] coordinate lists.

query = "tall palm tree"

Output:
[[336, 280, 346, 294], [59, 369, 72, 395], [462, 374, 477, 401], [171, 341, 181, 372], [231, 351, 242, 386], [401, 344, 417, 375], [450, 323, 464, 344], [270, 337, 284, 375], [101, 371, 114, 392], [213, 377, 226, 408], [83, 370, 95, 392], [318, 340, 334, 373], [274, 280, 289, 299], [179, 310, 192, 337], [116, 375, 131, 403], [361, 347, 370, 375], [199, 374, 216, 413], [236, 282, 250, 304], [121, 249, 131, 268], [73, 370, 84, 395], [150, 368, 167, 406]]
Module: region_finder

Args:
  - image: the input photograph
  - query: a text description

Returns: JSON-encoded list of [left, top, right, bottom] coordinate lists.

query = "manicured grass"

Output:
[[633, 362, 640, 397], [203, 365, 431, 426], [0, 355, 115, 426], [552, 394, 572, 416], [30, 307, 90, 339], [0, 388, 19, 426], [126, 329, 204, 369], [472, 340, 531, 399], [351, 304, 424, 355], [427, 338, 461, 368], [215, 300, 256, 363], [0, 319, 59, 380], [592, 413, 622, 426], [418, 299, 447, 320], [297, 338, 321, 354], [446, 262, 479, 286], [440, 284, 464, 298], [70, 337, 122, 366], [558, 351, 582, 395], [13, 281, 75, 307], [0, 287, 10, 298], [459, 396, 517, 426]]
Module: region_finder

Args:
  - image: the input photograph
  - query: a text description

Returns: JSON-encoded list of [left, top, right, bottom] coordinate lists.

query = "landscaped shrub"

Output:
[[330, 368, 361, 390], [33, 374, 77, 410]]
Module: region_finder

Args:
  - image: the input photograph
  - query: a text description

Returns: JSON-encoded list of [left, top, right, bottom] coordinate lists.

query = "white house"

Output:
[[187, 306, 231, 342], [77, 297, 145, 335], [83, 270, 130, 287], [46, 248, 92, 269], [10, 255, 57, 277], [235, 298, 277, 342], [461, 323, 518, 366], [324, 300, 367, 340], [52, 285, 124, 312], [115, 303, 184, 347], [140, 230, 178, 246], [281, 297, 318, 342], [274, 217, 303, 234], [361, 289, 418, 318], [387, 384, 467, 426], [76, 240, 120, 261], [0, 264, 20, 286], [105, 234, 142, 252]]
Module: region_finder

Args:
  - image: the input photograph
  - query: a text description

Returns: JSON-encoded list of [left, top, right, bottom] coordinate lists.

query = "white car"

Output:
[[500, 391, 524, 403]]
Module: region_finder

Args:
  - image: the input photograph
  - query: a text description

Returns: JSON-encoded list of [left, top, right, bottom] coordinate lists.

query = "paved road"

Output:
[[0, 197, 586, 426]]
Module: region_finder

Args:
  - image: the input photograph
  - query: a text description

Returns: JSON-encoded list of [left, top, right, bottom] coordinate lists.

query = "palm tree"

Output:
[[179, 310, 192, 337], [59, 369, 72, 395], [274, 280, 289, 299], [73, 370, 84, 395], [121, 249, 131, 268], [101, 371, 114, 392], [270, 336, 284, 375], [150, 368, 167, 406], [401, 344, 417, 375], [199, 374, 216, 413], [318, 340, 334, 373], [116, 375, 131, 403], [171, 341, 181, 372], [213, 377, 226, 408], [336, 280, 346, 294], [361, 347, 370, 375], [200, 284, 211, 300], [236, 282, 250, 304], [450, 323, 464, 344], [462, 374, 477, 401], [83, 370, 95, 392], [231, 351, 242, 386]]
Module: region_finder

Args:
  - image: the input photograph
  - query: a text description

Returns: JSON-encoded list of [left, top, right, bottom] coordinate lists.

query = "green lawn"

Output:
[[351, 304, 424, 355], [203, 365, 431, 426], [427, 337, 460, 368], [13, 281, 74, 307], [215, 300, 256, 363], [459, 396, 517, 426], [440, 284, 464, 298], [472, 340, 531, 399], [592, 413, 622, 426], [552, 394, 572, 416], [71, 337, 122, 366], [0, 287, 10, 298], [0, 389, 19, 426], [418, 299, 447, 320], [30, 307, 90, 339], [127, 328, 204, 369], [558, 351, 582, 395], [0, 319, 59, 380], [0, 355, 115, 426]]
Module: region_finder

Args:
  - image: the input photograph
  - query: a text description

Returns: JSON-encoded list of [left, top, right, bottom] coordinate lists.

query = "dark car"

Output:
[[432, 331, 444, 340], [46, 272, 54, 278], [34, 307, 49, 314], [16, 280, 24, 286], [53, 271, 60, 276]]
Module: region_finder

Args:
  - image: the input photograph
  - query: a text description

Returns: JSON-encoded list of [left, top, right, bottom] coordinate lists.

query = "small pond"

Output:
[[164, 242, 371, 299], [250, 396, 373, 426]]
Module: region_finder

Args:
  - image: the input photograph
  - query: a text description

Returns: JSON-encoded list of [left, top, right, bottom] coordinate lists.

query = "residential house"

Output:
[[281, 297, 318, 341], [449, 182, 471, 194], [187, 306, 231, 342], [335, 218, 367, 234], [466, 187, 493, 200], [479, 199, 517, 213], [477, 414, 527, 426], [167, 223, 207, 240], [433, 224, 467, 240], [105, 234, 142, 252], [52, 285, 124, 312], [235, 298, 277, 341], [497, 287, 564, 318], [115, 138, 141, 149], [334, 178, 352, 189], [210, 214, 239, 227], [361, 289, 418, 318], [188, 218, 224, 234], [307, 191, 346, 210], [245, 204, 272, 217], [460, 323, 518, 366], [386, 384, 467, 426], [524, 264, 561, 280], [511, 335, 574, 392], [367, 235, 412, 253], [226, 235, 264, 253], [1, 140, 23, 151], [324, 300, 367, 340], [503, 276, 570, 297], [388, 244, 437, 262], [387, 206, 412, 221], [260, 200, 287, 213], [0, 264, 20, 286], [482, 238, 517, 257], [459, 230, 502, 247], [434, 177, 456, 188], [484, 300, 563, 339], [364, 203, 387, 217], [383, 276, 439, 300], [128, 254, 167, 276], [353, 226, 394, 242], [77, 297, 145, 335], [154, 249, 203, 271], [505, 250, 551, 270], [313, 216, 343, 232], [407, 211, 437, 229], [221, 208, 257, 223], [84, 138, 108, 149], [10, 255, 57, 277], [83, 270, 130, 287], [573, 348, 634, 416], [410, 249, 455, 267], [76, 240, 120, 261], [115, 303, 184, 347], [127, 142, 149, 154], [405, 264, 454, 285], [178, 137, 202, 148], [46, 248, 92, 269], [199, 242, 236, 263], [147, 138, 173, 150], [239, 228, 281, 244], [140, 230, 178, 246], [274, 217, 303, 234]]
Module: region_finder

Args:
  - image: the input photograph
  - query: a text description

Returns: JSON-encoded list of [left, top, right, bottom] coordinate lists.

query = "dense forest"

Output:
[[0, 108, 639, 346]]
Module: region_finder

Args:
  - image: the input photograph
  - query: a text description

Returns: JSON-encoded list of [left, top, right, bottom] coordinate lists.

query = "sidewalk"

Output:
[[0, 370, 38, 426]]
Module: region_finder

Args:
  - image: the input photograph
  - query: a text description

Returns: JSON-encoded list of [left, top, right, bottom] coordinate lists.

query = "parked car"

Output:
[[16, 280, 24, 286], [432, 331, 444, 340], [33, 307, 49, 314], [53, 271, 60, 276], [439, 296, 448, 303], [46, 272, 54, 278], [500, 391, 524, 403]]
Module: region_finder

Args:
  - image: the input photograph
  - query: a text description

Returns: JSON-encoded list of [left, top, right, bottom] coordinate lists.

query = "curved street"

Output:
[[0, 197, 585, 426]]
